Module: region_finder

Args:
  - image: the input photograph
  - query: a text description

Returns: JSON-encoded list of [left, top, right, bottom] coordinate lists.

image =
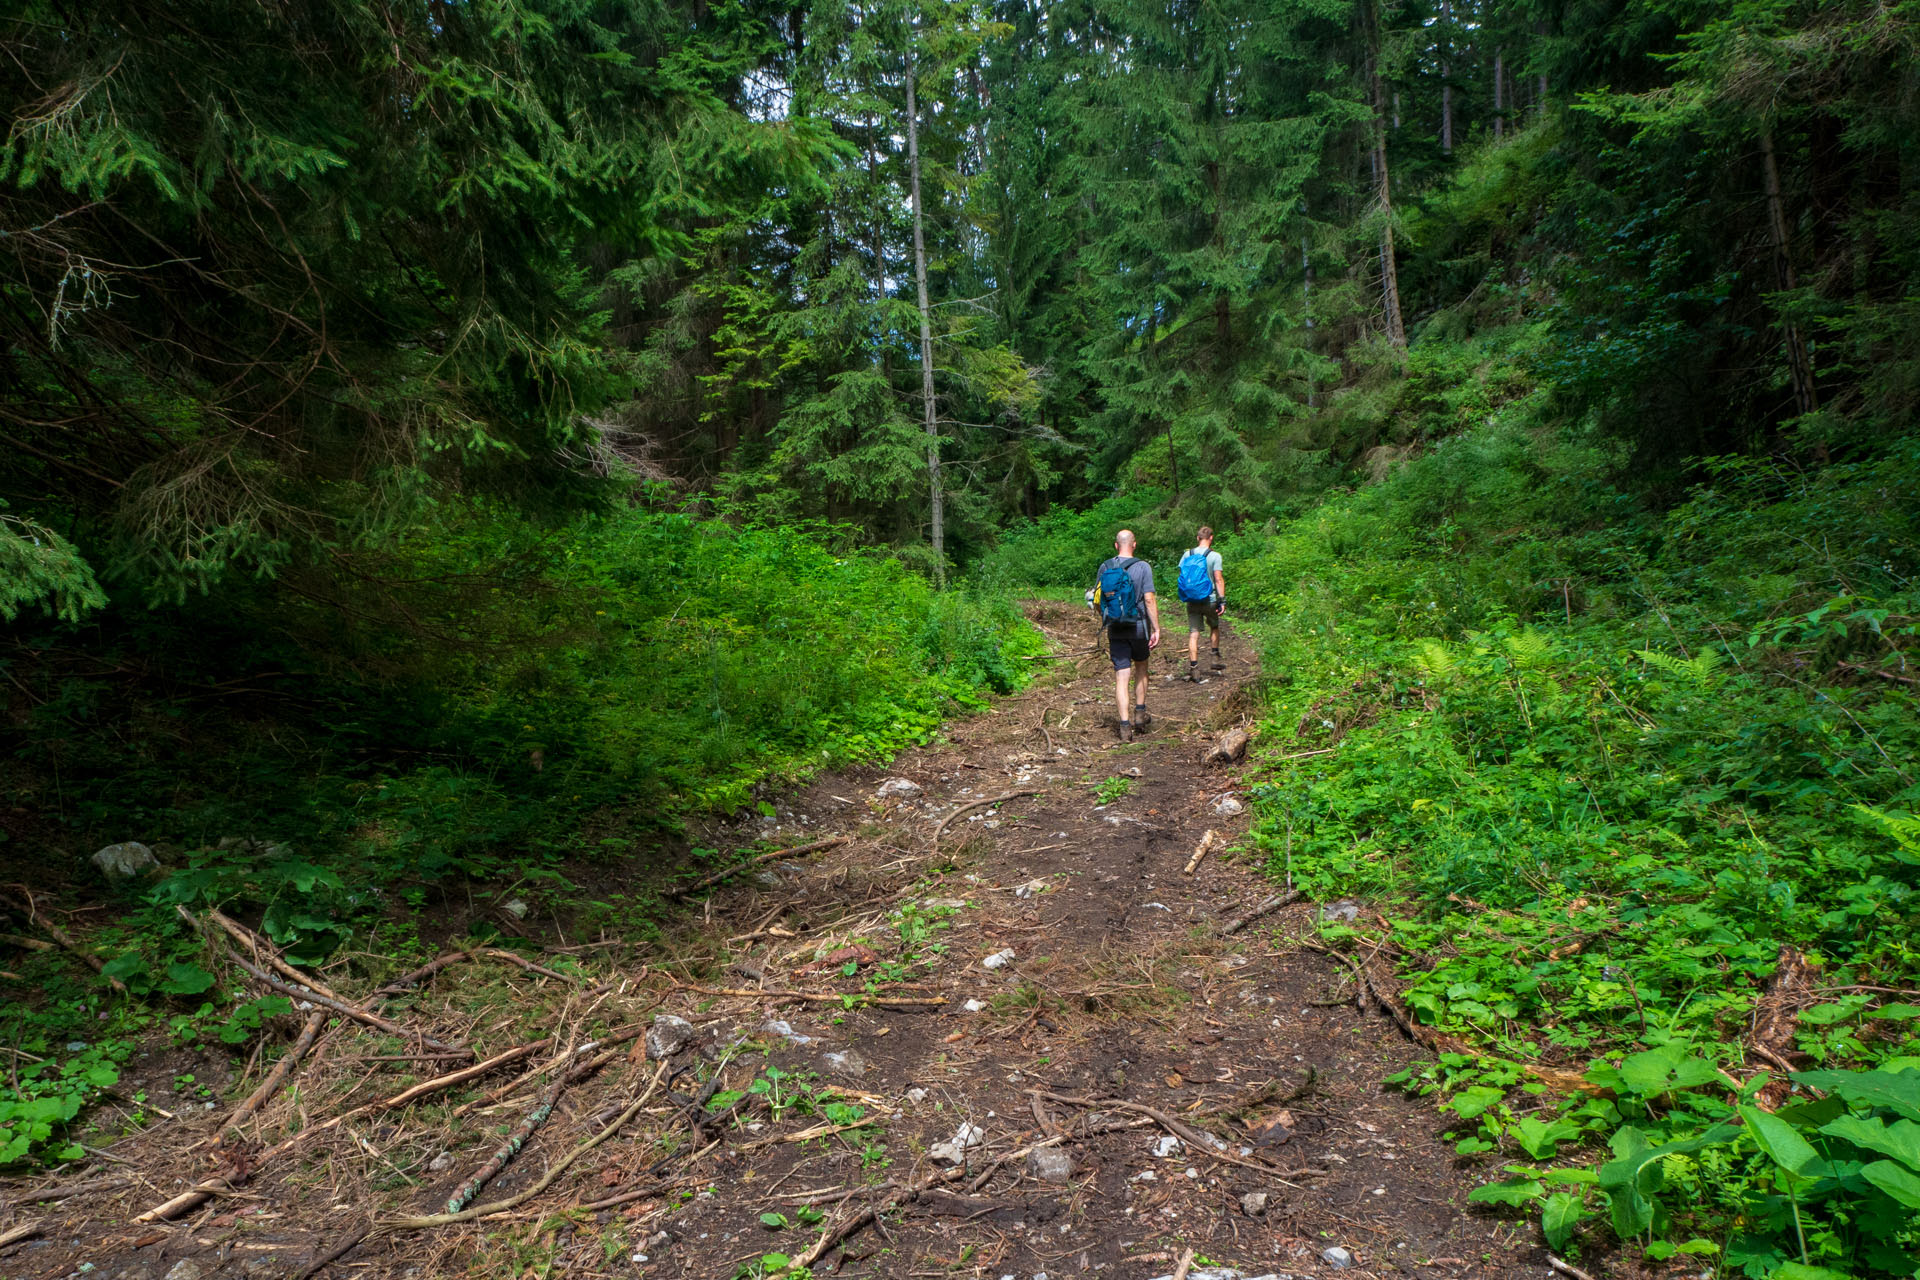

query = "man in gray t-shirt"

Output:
[[1094, 529, 1161, 743]]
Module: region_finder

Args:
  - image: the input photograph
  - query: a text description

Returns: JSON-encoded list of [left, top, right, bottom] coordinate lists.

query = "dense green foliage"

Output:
[[5, 2, 1920, 1272]]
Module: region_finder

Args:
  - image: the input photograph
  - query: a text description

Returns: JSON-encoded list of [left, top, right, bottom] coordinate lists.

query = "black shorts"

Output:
[[1108, 621, 1149, 670]]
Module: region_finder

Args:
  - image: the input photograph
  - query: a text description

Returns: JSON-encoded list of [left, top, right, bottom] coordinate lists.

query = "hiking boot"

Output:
[[1187, 663, 1201, 683], [1117, 720, 1134, 744], [1211, 648, 1224, 668], [1134, 705, 1151, 727]]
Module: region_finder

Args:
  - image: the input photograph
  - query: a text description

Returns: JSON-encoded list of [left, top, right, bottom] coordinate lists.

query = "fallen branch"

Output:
[[478, 949, 578, 983], [1839, 660, 1920, 688], [9, 1175, 130, 1205], [673, 982, 946, 1008], [223, 952, 468, 1057], [1220, 889, 1302, 935], [201, 908, 355, 1007], [133, 1037, 551, 1222], [931, 790, 1041, 857], [1172, 1247, 1196, 1280], [672, 836, 850, 900], [445, 1071, 569, 1214], [0, 1222, 43, 1249], [1, 886, 122, 991], [288, 1225, 371, 1280], [0, 932, 54, 951], [454, 1025, 646, 1117], [209, 1009, 328, 1143], [386, 1062, 671, 1227], [1183, 829, 1220, 875], [1548, 1255, 1598, 1280], [1027, 1089, 1324, 1183]]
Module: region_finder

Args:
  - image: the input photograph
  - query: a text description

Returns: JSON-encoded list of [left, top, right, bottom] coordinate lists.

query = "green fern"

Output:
[[1504, 629, 1553, 669], [1409, 638, 1457, 684], [1854, 806, 1920, 865], [1636, 647, 1723, 685]]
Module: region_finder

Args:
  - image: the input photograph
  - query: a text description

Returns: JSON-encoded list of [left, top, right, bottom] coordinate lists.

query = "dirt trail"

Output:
[[3, 602, 1544, 1280]]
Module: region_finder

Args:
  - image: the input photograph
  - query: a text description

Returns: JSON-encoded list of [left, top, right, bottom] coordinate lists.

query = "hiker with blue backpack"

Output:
[[1092, 529, 1162, 743], [1176, 526, 1227, 682]]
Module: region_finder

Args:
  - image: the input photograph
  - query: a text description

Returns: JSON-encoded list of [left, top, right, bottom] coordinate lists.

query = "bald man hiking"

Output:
[[1092, 529, 1162, 743]]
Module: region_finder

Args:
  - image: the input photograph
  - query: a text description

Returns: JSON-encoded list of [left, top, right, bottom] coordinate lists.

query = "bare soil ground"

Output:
[[1, 602, 1548, 1280]]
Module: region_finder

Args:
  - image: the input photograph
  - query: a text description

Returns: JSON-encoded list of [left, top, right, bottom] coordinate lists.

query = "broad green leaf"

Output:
[[1740, 1106, 1821, 1176], [1770, 1264, 1855, 1280], [1819, 1114, 1920, 1170], [1860, 1158, 1920, 1209], [1467, 1176, 1544, 1206], [1619, 1043, 1721, 1095], [1791, 1068, 1920, 1121], [161, 961, 217, 995], [1450, 1084, 1505, 1119], [1540, 1191, 1586, 1249]]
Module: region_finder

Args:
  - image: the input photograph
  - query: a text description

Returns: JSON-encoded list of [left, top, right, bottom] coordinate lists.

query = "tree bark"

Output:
[[1302, 231, 1316, 409], [1366, 24, 1406, 349], [1439, 0, 1453, 154], [1493, 47, 1504, 139], [1760, 129, 1818, 418], [906, 64, 945, 587]]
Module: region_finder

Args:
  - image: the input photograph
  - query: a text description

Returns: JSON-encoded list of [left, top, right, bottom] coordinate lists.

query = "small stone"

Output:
[[761, 1019, 812, 1046], [876, 778, 922, 799], [753, 870, 784, 888], [1319, 900, 1361, 923], [164, 1262, 206, 1280], [91, 841, 159, 880], [920, 897, 970, 910], [1210, 795, 1245, 817], [821, 1050, 866, 1077], [502, 898, 530, 919], [645, 1014, 697, 1059], [929, 1121, 985, 1164], [1152, 1135, 1182, 1158], [428, 1152, 453, 1172], [963, 998, 988, 1013], [982, 948, 1016, 971], [1322, 1245, 1355, 1269], [1142, 902, 1171, 911], [630, 1255, 648, 1264], [1129, 1169, 1156, 1182], [1240, 1191, 1269, 1216], [1025, 1148, 1074, 1183], [1013, 879, 1049, 898]]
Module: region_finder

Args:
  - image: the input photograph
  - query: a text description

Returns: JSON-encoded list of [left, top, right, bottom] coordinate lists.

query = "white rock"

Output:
[[91, 842, 159, 880], [821, 1050, 866, 1077], [502, 898, 531, 919], [1143, 902, 1172, 911], [164, 1262, 206, 1280], [645, 1014, 696, 1059], [1211, 795, 1246, 816], [761, 1019, 813, 1046], [981, 948, 1016, 971], [963, 999, 988, 1013], [1240, 1191, 1268, 1216], [905, 1087, 928, 1105], [1013, 879, 1049, 899], [876, 778, 922, 798], [929, 1120, 985, 1163], [1152, 1135, 1182, 1158], [428, 1151, 454, 1172], [1322, 1245, 1355, 1268], [1025, 1148, 1073, 1183]]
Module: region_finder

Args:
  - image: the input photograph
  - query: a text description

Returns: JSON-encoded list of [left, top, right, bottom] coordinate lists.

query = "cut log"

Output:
[[1220, 890, 1302, 935], [1182, 830, 1220, 875], [1207, 728, 1250, 764]]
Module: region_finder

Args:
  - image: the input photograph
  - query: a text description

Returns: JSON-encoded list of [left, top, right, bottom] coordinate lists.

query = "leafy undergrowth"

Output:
[[1, 505, 1040, 1168], [1238, 421, 1920, 1276]]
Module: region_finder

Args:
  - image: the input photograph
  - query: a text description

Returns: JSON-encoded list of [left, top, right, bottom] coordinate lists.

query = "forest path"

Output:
[[4, 602, 1549, 1280], [631, 599, 1545, 1280]]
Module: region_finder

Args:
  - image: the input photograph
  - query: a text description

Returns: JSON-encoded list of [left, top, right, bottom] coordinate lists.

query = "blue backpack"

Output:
[[1098, 558, 1143, 624], [1177, 549, 1214, 602]]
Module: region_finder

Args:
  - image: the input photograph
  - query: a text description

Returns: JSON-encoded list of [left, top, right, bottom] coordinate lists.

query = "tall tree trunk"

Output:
[[906, 64, 944, 587], [1302, 231, 1316, 409], [1366, 29, 1407, 349], [1534, 21, 1548, 117], [1165, 422, 1181, 500], [1493, 47, 1504, 139], [1761, 129, 1818, 418], [1439, 0, 1453, 154]]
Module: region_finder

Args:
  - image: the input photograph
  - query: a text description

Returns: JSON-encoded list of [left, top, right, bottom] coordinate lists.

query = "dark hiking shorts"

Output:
[[1186, 600, 1221, 633], [1108, 621, 1149, 670]]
